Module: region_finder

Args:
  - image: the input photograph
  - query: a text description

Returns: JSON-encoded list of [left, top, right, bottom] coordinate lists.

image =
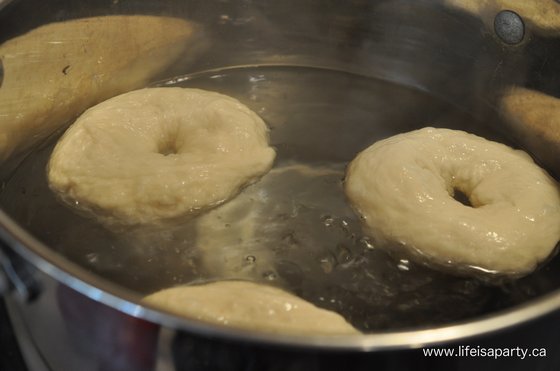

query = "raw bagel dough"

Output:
[[445, 0, 560, 36], [500, 87, 560, 176], [0, 15, 201, 163], [48, 88, 276, 225], [143, 281, 359, 335], [345, 127, 560, 276]]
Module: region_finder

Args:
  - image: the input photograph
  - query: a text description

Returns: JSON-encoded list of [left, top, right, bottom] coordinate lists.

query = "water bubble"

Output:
[[86, 253, 99, 264], [360, 237, 375, 250], [397, 259, 410, 271], [321, 215, 334, 227], [335, 244, 353, 267], [249, 75, 266, 83], [339, 219, 356, 240], [263, 271, 277, 281]]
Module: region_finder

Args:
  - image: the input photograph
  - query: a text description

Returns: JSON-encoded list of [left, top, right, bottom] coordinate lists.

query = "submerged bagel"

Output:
[[143, 281, 359, 335], [345, 127, 560, 276], [48, 87, 276, 225], [500, 87, 560, 177]]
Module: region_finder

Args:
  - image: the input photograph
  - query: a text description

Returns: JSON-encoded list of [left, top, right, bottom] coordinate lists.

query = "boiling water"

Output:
[[2, 66, 560, 332]]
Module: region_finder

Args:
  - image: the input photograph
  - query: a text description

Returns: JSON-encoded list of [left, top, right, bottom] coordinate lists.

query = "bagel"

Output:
[[47, 87, 276, 225], [345, 127, 560, 277], [0, 15, 200, 163], [500, 87, 560, 176], [143, 281, 359, 335]]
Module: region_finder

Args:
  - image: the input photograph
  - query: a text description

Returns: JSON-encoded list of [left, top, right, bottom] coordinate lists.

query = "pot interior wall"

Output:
[[1, 0, 560, 336]]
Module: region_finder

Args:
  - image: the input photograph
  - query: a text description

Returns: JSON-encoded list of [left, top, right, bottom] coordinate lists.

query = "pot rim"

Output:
[[1, 209, 559, 351]]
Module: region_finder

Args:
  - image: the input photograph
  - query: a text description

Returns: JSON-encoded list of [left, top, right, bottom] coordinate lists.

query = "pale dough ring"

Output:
[[47, 87, 276, 225], [143, 281, 360, 335], [0, 15, 199, 163], [345, 127, 560, 276], [500, 87, 560, 177]]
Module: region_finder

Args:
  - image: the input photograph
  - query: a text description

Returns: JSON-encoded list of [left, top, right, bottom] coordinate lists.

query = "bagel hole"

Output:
[[158, 142, 178, 156], [453, 188, 473, 207]]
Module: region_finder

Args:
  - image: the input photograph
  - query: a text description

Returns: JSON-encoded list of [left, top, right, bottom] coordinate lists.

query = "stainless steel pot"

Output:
[[1, 0, 560, 370]]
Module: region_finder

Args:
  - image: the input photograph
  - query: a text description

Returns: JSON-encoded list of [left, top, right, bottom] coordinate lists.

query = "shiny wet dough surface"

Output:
[[345, 127, 560, 276], [47, 87, 275, 225], [144, 281, 359, 335]]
